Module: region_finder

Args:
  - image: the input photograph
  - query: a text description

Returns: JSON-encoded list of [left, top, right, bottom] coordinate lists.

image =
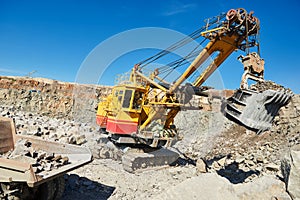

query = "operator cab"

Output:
[[113, 86, 145, 112], [101, 85, 146, 135]]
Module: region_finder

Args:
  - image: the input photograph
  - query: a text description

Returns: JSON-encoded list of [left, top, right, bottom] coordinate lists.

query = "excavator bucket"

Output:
[[222, 88, 293, 133]]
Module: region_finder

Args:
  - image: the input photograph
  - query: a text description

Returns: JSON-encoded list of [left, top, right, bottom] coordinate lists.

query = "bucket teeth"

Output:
[[222, 89, 293, 133]]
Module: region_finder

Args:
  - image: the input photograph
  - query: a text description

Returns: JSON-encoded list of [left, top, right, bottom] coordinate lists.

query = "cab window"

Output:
[[133, 91, 144, 109], [122, 90, 132, 108]]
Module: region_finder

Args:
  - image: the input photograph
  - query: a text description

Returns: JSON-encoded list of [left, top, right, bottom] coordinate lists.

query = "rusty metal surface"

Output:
[[0, 117, 16, 154], [241, 52, 264, 74], [239, 52, 265, 89], [0, 158, 37, 185], [0, 158, 31, 172]]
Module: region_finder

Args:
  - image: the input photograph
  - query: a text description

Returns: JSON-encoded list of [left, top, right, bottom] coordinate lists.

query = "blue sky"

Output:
[[0, 0, 299, 93]]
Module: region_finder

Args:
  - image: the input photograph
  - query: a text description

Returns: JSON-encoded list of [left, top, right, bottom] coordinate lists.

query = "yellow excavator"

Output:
[[96, 8, 292, 172]]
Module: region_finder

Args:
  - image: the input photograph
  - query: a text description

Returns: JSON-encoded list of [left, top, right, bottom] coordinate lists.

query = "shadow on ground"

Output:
[[216, 161, 260, 184], [61, 174, 115, 200]]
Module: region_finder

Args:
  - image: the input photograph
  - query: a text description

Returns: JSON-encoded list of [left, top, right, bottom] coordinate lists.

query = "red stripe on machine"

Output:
[[106, 119, 138, 134], [96, 115, 107, 128]]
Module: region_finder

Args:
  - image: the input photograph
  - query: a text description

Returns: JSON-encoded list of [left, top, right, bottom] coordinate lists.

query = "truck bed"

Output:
[[0, 117, 92, 187]]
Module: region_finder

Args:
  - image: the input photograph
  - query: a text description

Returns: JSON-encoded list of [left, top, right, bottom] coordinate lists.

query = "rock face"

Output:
[[282, 145, 300, 200], [0, 76, 111, 122]]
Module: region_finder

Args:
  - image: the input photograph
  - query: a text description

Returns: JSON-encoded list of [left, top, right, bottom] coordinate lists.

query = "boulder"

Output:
[[196, 158, 207, 173], [235, 156, 245, 164], [234, 175, 291, 200], [75, 135, 87, 145], [155, 173, 290, 200], [155, 173, 238, 200], [281, 145, 300, 200], [265, 163, 280, 172]]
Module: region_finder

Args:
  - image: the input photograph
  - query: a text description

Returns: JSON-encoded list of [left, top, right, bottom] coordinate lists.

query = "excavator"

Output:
[[96, 8, 292, 172]]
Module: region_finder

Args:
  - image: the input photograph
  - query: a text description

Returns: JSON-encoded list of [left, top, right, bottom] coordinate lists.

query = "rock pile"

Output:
[[0, 106, 94, 145], [0, 105, 118, 162], [250, 80, 292, 92], [173, 109, 233, 158], [201, 94, 300, 183], [271, 94, 300, 145], [1, 139, 69, 173], [173, 91, 300, 184]]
